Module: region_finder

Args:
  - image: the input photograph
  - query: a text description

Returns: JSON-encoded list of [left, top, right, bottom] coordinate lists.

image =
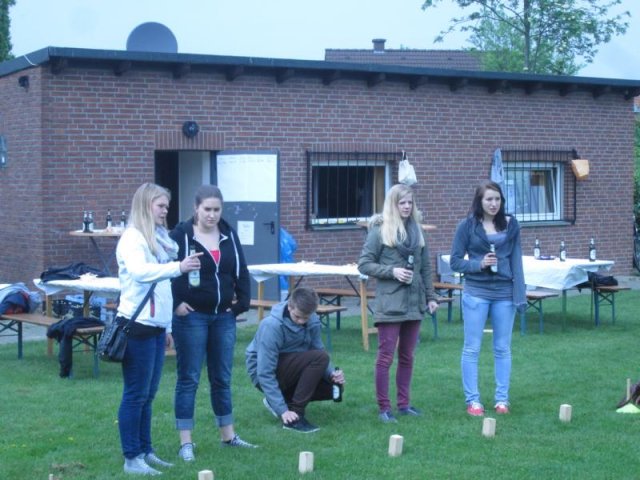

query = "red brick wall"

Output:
[[0, 65, 635, 287]]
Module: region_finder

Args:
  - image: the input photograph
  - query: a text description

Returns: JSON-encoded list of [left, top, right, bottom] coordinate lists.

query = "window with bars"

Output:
[[305, 151, 394, 228], [501, 149, 577, 224]]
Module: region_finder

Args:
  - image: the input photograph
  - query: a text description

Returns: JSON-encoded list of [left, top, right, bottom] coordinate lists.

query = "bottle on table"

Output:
[[559, 240, 567, 262], [489, 243, 498, 273], [120, 210, 127, 229], [533, 238, 541, 259], [332, 367, 343, 402], [106, 209, 113, 229], [188, 245, 201, 287], [589, 238, 596, 262], [88, 211, 94, 232], [82, 210, 90, 233]]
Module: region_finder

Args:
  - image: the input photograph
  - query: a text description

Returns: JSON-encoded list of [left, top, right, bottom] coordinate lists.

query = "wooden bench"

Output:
[[0, 312, 104, 377], [249, 299, 347, 350], [520, 291, 559, 334], [433, 281, 463, 323], [592, 285, 630, 326], [315, 287, 375, 330]]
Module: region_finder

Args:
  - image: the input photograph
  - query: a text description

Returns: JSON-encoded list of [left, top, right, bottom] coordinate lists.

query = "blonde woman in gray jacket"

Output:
[[358, 184, 438, 423]]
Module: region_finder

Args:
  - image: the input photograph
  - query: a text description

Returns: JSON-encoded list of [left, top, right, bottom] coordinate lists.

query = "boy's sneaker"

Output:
[[466, 402, 485, 417], [144, 452, 174, 468], [283, 416, 320, 433], [222, 434, 258, 448], [398, 406, 422, 416], [495, 401, 510, 414], [378, 410, 398, 423], [262, 397, 278, 418], [177, 442, 195, 462], [124, 454, 162, 476]]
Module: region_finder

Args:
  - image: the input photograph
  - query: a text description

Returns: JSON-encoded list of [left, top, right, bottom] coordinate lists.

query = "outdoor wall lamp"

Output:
[[18, 75, 29, 89], [0, 136, 7, 167], [182, 121, 200, 138]]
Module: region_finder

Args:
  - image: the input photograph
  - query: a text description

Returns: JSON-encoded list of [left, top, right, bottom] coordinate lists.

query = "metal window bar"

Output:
[[501, 149, 576, 224], [305, 151, 395, 229]]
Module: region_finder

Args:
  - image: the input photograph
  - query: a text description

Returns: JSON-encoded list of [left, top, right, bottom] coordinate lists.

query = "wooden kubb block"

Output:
[[388, 434, 404, 457], [299, 451, 314, 473], [559, 404, 572, 423], [198, 470, 214, 480], [482, 417, 496, 438]]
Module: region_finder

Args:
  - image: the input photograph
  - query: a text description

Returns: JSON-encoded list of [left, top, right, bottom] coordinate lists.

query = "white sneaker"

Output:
[[124, 454, 162, 475], [178, 442, 195, 462], [144, 452, 174, 468]]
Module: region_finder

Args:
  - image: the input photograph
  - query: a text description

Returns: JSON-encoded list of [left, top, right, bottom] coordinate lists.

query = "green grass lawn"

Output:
[[2, 290, 640, 479]]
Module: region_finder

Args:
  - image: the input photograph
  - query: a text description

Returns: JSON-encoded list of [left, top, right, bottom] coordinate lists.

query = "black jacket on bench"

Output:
[[47, 317, 104, 377]]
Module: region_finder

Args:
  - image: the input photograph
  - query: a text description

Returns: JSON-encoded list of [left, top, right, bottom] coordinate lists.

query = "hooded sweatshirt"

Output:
[[169, 217, 250, 316]]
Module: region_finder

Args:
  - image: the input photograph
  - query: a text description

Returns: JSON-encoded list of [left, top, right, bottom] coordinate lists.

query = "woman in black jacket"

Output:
[[170, 185, 255, 462]]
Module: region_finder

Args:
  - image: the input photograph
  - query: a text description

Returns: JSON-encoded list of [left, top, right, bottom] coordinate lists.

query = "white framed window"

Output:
[[501, 149, 577, 224], [504, 163, 563, 222], [306, 152, 394, 228]]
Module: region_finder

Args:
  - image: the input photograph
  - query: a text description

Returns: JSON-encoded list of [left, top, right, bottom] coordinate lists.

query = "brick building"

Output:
[[0, 46, 639, 290]]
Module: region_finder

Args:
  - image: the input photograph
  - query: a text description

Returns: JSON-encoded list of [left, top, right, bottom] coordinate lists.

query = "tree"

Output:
[[421, 0, 630, 75], [0, 0, 15, 62]]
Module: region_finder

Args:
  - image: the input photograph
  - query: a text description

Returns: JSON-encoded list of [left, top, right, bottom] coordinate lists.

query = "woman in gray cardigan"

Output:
[[450, 180, 525, 417], [358, 184, 438, 423]]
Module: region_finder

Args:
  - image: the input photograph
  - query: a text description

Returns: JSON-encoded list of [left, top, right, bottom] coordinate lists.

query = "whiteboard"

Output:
[[217, 153, 277, 202]]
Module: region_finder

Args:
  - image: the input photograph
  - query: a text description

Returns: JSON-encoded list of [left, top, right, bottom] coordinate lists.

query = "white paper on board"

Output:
[[237, 220, 255, 246]]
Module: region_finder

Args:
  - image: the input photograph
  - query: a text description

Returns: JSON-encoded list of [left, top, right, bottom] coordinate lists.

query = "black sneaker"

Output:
[[282, 416, 320, 433]]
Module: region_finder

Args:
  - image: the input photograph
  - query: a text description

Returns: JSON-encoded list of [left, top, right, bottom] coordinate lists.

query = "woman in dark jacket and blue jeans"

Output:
[[450, 180, 526, 417], [170, 185, 256, 461]]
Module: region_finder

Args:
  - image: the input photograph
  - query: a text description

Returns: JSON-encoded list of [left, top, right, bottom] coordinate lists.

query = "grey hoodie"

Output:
[[245, 302, 333, 416]]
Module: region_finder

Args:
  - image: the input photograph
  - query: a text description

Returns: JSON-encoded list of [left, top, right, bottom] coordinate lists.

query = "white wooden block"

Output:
[[298, 451, 314, 473], [198, 470, 214, 480], [482, 417, 496, 438], [559, 404, 572, 423], [388, 434, 404, 457]]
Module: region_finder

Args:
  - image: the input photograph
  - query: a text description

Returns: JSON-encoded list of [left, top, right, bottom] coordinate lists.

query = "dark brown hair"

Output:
[[470, 180, 508, 231]]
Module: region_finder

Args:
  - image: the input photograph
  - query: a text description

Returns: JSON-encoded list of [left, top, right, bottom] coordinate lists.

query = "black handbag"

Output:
[[97, 283, 157, 363]]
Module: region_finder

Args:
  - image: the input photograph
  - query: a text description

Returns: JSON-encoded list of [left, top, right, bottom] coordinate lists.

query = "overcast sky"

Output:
[[9, 0, 640, 80]]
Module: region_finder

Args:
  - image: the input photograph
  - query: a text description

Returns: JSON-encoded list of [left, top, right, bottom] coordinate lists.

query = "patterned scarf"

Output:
[[155, 226, 179, 263]]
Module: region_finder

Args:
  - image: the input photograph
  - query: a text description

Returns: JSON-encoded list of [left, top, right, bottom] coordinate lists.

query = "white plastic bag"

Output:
[[398, 152, 417, 186]]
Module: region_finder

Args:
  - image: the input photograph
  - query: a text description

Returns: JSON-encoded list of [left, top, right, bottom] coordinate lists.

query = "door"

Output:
[[214, 151, 280, 300]]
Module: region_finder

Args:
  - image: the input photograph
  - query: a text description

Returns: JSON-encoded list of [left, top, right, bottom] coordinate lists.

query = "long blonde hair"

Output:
[[380, 184, 424, 247], [129, 183, 171, 256]]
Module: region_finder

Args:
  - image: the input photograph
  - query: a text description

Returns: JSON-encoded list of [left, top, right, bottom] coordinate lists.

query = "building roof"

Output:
[[325, 39, 483, 71], [1, 46, 639, 100]]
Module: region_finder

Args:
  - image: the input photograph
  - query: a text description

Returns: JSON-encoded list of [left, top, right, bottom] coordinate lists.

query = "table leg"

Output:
[[359, 279, 369, 351], [257, 282, 265, 321], [90, 237, 113, 276], [562, 290, 567, 331]]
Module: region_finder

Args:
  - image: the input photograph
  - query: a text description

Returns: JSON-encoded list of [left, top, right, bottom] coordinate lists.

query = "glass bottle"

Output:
[[534, 238, 541, 259], [559, 240, 567, 262], [188, 245, 201, 287], [589, 238, 596, 262], [489, 243, 498, 273], [88, 211, 94, 232], [106, 209, 113, 229], [82, 210, 90, 233], [405, 254, 414, 284], [120, 210, 127, 229], [332, 367, 343, 402]]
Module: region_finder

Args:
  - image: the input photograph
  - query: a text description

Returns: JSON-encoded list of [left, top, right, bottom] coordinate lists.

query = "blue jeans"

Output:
[[118, 332, 166, 460], [173, 310, 236, 430], [461, 293, 515, 405]]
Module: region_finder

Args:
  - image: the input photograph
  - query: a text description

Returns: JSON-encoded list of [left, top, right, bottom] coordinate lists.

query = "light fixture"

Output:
[[0, 136, 7, 167], [18, 75, 29, 89], [182, 121, 200, 138]]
